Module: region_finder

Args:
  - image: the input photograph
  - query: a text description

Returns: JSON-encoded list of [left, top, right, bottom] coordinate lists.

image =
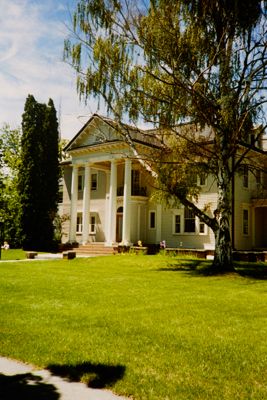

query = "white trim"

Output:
[[69, 165, 79, 241], [156, 204, 162, 242], [173, 213, 182, 234], [172, 209, 208, 235], [198, 218, 208, 235], [76, 212, 83, 234]]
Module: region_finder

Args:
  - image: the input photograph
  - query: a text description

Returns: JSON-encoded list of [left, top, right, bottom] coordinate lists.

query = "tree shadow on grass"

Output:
[[158, 259, 209, 274], [48, 362, 126, 389], [0, 373, 59, 400], [158, 258, 267, 279], [234, 263, 267, 280]]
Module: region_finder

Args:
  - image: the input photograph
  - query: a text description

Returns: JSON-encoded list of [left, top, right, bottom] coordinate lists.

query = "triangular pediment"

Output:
[[65, 114, 124, 152]]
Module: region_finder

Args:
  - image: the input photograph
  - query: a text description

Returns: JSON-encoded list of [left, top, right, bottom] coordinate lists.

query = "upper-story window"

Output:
[[78, 174, 84, 191], [243, 165, 249, 188], [191, 173, 207, 187], [132, 169, 140, 191], [199, 173, 207, 186], [91, 173, 97, 190], [256, 169, 261, 188]]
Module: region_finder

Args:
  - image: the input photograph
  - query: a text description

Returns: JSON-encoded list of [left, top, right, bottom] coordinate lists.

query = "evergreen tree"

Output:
[[18, 95, 59, 251]]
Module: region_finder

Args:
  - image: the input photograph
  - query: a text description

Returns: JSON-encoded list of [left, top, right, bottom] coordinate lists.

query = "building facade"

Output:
[[59, 114, 267, 250]]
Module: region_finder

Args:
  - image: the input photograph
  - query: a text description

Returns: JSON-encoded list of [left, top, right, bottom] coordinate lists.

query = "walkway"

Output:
[[0, 357, 129, 400]]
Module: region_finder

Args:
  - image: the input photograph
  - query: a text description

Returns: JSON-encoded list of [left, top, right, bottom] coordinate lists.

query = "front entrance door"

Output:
[[116, 214, 123, 242]]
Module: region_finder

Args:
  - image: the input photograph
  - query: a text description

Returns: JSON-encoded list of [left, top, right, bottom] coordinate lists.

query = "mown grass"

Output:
[[0, 249, 26, 260], [1, 255, 267, 399]]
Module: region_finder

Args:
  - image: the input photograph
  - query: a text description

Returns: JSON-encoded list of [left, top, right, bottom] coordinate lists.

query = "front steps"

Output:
[[75, 242, 118, 256]]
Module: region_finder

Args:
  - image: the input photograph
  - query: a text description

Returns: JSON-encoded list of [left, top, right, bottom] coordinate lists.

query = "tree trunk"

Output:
[[211, 163, 235, 273], [212, 218, 233, 273]]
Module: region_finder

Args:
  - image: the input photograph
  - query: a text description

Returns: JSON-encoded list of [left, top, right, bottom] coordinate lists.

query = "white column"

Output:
[[156, 204, 162, 243], [82, 164, 91, 244], [122, 158, 132, 245], [106, 160, 117, 245], [69, 165, 79, 242], [137, 204, 141, 240]]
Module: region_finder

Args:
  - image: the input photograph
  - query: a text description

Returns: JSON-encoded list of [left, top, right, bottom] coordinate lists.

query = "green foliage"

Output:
[[18, 95, 60, 251], [0, 125, 22, 247]]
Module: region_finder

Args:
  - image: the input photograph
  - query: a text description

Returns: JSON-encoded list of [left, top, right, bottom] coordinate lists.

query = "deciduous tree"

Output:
[[0, 125, 22, 247], [64, 0, 267, 272]]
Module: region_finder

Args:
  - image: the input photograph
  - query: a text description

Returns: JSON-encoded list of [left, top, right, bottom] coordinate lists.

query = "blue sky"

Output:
[[0, 0, 102, 139]]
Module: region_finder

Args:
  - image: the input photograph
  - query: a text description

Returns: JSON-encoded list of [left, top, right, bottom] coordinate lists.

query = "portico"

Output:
[[69, 157, 133, 246]]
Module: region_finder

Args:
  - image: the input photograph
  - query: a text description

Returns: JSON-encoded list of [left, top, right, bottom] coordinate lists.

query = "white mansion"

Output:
[[59, 114, 267, 251]]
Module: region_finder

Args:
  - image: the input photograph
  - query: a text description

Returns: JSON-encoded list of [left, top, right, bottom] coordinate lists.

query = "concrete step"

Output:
[[75, 243, 118, 255]]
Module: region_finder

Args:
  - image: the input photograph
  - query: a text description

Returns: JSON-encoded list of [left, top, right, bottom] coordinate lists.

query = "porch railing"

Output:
[[117, 186, 147, 197]]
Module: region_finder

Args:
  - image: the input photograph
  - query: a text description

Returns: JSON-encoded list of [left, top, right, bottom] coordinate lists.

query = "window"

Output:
[[149, 211, 156, 229], [191, 173, 198, 185], [173, 210, 206, 235], [174, 214, 181, 233], [76, 213, 83, 233], [243, 165, 249, 188], [78, 175, 84, 191], [184, 207, 195, 233], [90, 215, 96, 234], [91, 173, 97, 190], [199, 173, 207, 186], [199, 220, 206, 234], [243, 209, 249, 235], [256, 169, 261, 187], [131, 169, 140, 194]]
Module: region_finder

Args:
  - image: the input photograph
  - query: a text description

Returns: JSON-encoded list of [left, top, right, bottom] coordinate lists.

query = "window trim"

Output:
[[173, 209, 207, 235], [198, 218, 208, 235], [76, 212, 83, 234]]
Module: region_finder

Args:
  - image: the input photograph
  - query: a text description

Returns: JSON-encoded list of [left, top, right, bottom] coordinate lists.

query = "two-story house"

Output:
[[59, 114, 267, 251]]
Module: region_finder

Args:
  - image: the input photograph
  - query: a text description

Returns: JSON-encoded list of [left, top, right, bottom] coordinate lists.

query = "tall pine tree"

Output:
[[18, 95, 59, 251]]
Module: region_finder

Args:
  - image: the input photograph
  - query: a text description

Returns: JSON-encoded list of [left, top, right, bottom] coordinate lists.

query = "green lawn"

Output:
[[1, 255, 267, 399], [0, 249, 26, 260]]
